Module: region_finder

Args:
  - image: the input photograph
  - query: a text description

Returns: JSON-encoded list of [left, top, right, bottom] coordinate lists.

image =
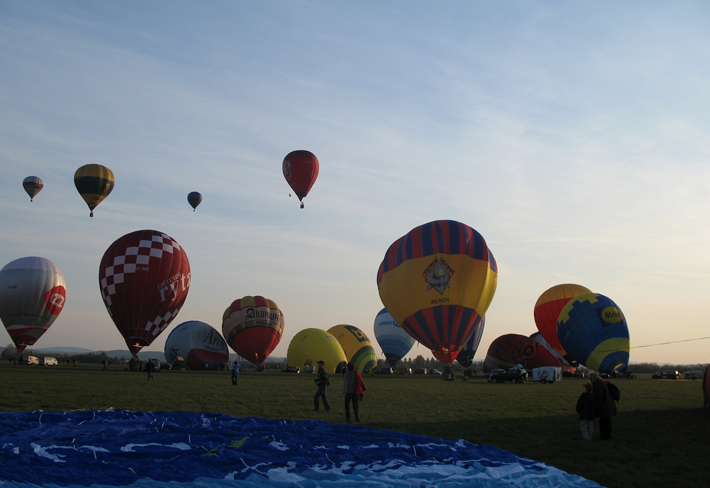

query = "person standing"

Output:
[[146, 360, 155, 380], [702, 367, 708, 408], [576, 382, 596, 440], [231, 361, 240, 386], [342, 362, 367, 423], [587, 371, 615, 440], [313, 360, 331, 412]]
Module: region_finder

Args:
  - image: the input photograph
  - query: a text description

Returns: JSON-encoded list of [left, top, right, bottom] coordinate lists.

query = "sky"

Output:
[[1, 1, 709, 365]]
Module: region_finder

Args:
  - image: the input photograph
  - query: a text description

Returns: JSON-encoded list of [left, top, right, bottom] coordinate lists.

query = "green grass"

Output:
[[1, 363, 708, 488]]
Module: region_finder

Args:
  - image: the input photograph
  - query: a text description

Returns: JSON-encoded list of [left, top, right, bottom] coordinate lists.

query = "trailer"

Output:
[[532, 366, 561, 383]]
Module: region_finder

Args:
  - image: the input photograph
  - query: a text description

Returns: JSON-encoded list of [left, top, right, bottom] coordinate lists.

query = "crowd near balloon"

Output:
[[4, 158, 632, 377]]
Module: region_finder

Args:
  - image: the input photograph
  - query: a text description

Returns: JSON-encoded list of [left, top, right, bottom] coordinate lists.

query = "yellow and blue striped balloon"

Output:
[[377, 220, 497, 364], [557, 293, 630, 374]]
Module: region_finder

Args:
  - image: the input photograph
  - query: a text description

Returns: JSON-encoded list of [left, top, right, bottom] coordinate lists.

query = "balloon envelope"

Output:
[[456, 316, 485, 368], [99, 230, 190, 356], [0, 257, 66, 354], [22, 176, 43, 202], [534, 283, 591, 360], [327, 324, 378, 373], [282, 150, 319, 206], [483, 333, 563, 372], [373, 308, 416, 368], [187, 192, 202, 211], [164, 321, 229, 370], [529, 331, 575, 374], [222, 296, 284, 366], [557, 293, 630, 374], [377, 220, 498, 364], [287, 328, 347, 374], [74, 164, 115, 217]]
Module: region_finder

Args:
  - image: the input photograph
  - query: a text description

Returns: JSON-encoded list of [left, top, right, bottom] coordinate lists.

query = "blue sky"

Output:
[[2, 1, 709, 364]]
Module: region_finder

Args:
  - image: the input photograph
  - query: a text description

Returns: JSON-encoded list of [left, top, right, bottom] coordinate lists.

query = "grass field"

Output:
[[1, 363, 708, 488]]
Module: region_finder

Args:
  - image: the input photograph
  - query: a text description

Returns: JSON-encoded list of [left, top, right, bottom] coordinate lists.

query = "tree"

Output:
[[1, 343, 17, 360], [413, 355, 426, 369]]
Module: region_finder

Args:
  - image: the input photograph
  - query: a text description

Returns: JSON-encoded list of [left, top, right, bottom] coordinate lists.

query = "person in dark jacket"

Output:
[[313, 360, 331, 412], [576, 382, 596, 440], [587, 371, 616, 440], [342, 362, 367, 423]]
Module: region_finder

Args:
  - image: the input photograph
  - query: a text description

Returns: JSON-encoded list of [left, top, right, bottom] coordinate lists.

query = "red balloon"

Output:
[[99, 230, 191, 356], [483, 333, 563, 372], [222, 295, 284, 366], [282, 150, 319, 207]]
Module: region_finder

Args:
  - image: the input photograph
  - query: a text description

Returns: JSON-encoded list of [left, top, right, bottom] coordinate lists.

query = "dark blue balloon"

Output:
[[187, 191, 202, 211]]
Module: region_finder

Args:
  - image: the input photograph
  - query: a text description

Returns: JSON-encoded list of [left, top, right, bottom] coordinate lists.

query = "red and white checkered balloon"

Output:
[[99, 230, 191, 356]]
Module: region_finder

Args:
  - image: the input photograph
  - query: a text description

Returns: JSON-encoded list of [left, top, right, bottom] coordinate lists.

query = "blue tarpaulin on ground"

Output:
[[0, 410, 601, 488]]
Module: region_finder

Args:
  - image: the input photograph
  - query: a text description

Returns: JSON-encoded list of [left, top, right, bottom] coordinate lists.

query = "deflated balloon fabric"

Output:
[[0, 409, 601, 488]]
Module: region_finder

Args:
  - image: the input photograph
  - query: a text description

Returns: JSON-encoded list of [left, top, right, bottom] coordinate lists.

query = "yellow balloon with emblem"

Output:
[[287, 328, 347, 374], [327, 324, 378, 373]]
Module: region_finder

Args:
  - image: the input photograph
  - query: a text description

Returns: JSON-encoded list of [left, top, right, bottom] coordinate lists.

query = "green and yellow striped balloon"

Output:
[[328, 324, 378, 373]]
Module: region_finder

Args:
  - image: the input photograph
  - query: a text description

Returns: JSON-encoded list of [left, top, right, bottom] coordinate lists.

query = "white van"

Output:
[[25, 356, 40, 365], [41, 357, 58, 366], [532, 366, 562, 383]]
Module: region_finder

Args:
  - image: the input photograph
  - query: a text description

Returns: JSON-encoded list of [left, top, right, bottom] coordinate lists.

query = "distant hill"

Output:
[[25, 347, 94, 355]]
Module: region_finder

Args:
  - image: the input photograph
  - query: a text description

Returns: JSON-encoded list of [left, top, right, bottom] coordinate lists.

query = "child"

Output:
[[576, 382, 596, 440]]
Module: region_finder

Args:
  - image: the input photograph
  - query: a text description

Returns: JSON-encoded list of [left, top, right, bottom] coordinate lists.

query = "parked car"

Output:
[[684, 370, 704, 380], [652, 370, 679, 379], [427, 369, 442, 375], [488, 368, 528, 383], [40, 357, 58, 366], [282, 366, 300, 373], [23, 356, 39, 365], [483, 369, 505, 380], [373, 367, 393, 374]]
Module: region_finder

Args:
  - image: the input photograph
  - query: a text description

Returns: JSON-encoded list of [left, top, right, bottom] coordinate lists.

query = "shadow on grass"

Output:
[[367, 407, 710, 488]]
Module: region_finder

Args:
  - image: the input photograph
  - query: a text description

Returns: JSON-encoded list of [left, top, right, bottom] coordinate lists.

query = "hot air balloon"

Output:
[[373, 308, 416, 369], [557, 293, 630, 374], [456, 316, 486, 368], [282, 150, 319, 208], [187, 192, 202, 211], [534, 283, 591, 362], [529, 331, 575, 374], [377, 220, 498, 364], [0, 257, 66, 354], [74, 164, 114, 217], [99, 230, 190, 356], [483, 333, 563, 372], [222, 296, 284, 366], [287, 328, 347, 374], [327, 324, 377, 373], [164, 321, 229, 370], [22, 176, 44, 202]]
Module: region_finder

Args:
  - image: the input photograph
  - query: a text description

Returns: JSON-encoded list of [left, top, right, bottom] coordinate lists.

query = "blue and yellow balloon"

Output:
[[557, 293, 630, 374]]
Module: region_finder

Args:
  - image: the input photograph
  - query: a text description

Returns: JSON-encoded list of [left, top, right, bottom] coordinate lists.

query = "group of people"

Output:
[[575, 371, 618, 441], [313, 360, 366, 423]]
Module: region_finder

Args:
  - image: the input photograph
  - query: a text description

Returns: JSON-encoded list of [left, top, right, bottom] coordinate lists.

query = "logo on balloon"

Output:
[[423, 257, 453, 295], [599, 306, 623, 325], [43, 286, 66, 315]]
